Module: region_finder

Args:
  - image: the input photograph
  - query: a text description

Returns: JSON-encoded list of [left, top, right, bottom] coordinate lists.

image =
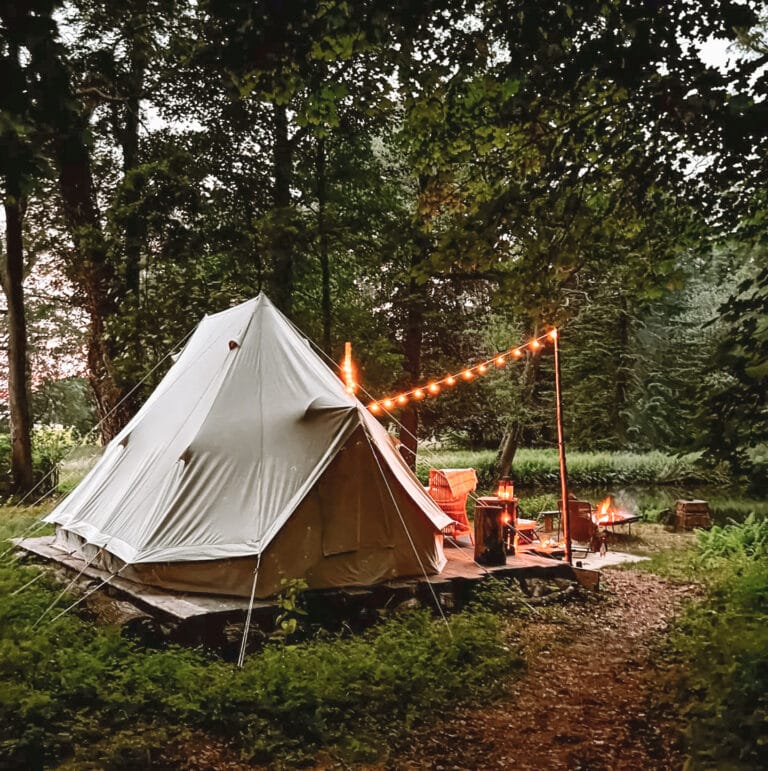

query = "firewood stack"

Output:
[[674, 500, 712, 531]]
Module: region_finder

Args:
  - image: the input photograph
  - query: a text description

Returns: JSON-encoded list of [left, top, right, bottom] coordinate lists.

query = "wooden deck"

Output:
[[14, 536, 598, 643]]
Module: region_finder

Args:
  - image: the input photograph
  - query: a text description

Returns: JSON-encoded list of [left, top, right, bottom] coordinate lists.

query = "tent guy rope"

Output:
[[362, 428, 453, 637], [0, 323, 198, 564], [237, 550, 263, 668]]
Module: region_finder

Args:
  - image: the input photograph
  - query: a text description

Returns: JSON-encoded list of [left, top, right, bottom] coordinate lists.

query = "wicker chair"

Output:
[[428, 468, 477, 541]]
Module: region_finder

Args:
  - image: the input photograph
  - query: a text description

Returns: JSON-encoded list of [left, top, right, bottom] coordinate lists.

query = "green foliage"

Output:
[[669, 520, 768, 768], [694, 513, 768, 567], [709, 497, 768, 526], [416, 448, 715, 490], [0, 547, 521, 768], [700, 259, 768, 494], [29, 424, 78, 493], [0, 434, 10, 492], [1, 426, 83, 496], [273, 578, 308, 638], [31, 378, 96, 436]]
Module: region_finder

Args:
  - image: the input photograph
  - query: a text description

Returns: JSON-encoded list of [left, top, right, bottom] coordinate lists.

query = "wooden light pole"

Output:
[[551, 329, 572, 565]]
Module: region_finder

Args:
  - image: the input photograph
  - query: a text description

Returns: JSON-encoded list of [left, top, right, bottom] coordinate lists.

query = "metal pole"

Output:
[[552, 329, 572, 565]]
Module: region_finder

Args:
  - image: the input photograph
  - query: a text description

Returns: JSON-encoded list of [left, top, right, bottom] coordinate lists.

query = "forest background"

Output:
[[1, 0, 767, 497]]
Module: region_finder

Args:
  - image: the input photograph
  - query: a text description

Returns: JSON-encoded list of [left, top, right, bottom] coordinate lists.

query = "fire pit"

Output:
[[592, 496, 640, 530]]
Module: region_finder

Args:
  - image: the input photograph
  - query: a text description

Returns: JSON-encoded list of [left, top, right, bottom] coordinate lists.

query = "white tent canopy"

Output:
[[46, 294, 451, 597]]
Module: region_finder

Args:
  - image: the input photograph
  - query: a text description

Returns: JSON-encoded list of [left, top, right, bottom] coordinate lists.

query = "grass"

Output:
[[2, 469, 766, 767], [664, 522, 768, 769], [416, 448, 720, 491], [0, 504, 524, 768]]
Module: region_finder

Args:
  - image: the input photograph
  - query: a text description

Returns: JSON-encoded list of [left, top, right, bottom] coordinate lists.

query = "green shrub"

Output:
[[669, 518, 768, 768], [416, 447, 718, 490], [31, 424, 79, 494], [0, 556, 522, 768], [695, 513, 768, 567]]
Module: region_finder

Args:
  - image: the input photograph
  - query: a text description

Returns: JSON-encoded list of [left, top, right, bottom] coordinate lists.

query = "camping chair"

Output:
[[428, 468, 477, 543], [559, 498, 604, 555]]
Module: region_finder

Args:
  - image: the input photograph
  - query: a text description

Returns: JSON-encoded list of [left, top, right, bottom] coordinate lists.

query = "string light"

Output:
[[368, 329, 556, 412]]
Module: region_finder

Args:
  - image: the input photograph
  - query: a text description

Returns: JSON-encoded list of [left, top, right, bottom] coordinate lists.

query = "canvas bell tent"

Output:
[[45, 294, 452, 598]]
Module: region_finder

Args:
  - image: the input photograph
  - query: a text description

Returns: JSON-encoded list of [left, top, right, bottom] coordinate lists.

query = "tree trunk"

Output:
[[317, 138, 332, 354], [1, 184, 34, 493], [271, 103, 294, 313], [497, 332, 541, 479], [398, 248, 427, 470], [55, 128, 134, 441]]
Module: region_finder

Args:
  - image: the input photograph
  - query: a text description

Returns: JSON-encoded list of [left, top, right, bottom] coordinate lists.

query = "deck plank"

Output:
[[13, 536, 597, 624]]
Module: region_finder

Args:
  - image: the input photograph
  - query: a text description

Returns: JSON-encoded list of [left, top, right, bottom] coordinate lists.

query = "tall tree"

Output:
[[0, 1, 44, 492]]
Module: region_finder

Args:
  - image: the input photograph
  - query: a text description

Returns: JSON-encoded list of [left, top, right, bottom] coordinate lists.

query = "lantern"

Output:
[[496, 477, 514, 501]]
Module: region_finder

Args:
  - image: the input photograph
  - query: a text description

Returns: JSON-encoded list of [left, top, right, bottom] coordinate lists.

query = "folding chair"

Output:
[[559, 498, 604, 555]]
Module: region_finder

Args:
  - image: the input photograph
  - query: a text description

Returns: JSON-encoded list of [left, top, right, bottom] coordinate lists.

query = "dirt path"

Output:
[[165, 569, 697, 771], [388, 569, 698, 771]]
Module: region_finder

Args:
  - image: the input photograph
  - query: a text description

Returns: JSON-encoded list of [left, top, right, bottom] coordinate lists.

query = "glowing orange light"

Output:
[[496, 477, 514, 501], [368, 323, 555, 410], [501, 513, 511, 525], [342, 341, 357, 394]]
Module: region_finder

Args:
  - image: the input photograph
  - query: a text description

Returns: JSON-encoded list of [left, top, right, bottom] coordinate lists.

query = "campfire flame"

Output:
[[593, 496, 627, 525]]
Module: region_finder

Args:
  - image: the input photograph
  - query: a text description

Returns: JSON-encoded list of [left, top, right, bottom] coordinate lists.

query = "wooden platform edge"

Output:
[[12, 535, 601, 630]]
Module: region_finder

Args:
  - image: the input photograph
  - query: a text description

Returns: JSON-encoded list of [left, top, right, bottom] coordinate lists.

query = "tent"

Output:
[[45, 294, 452, 598]]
